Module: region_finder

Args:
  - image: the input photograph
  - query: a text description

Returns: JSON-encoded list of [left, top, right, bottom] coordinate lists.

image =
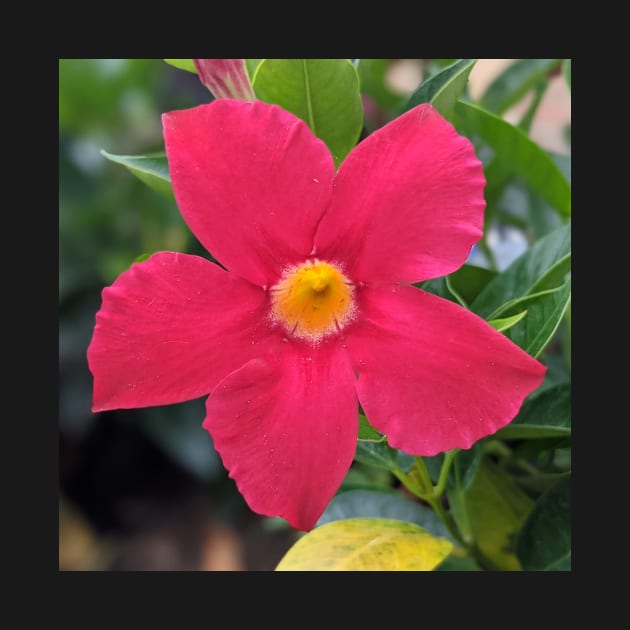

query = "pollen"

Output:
[[270, 259, 356, 342]]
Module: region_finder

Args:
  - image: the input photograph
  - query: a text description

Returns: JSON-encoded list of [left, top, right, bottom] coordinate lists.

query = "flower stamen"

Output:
[[270, 259, 356, 342]]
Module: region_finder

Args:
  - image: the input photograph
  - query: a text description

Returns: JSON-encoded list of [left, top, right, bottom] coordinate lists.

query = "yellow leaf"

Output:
[[450, 458, 534, 570], [275, 518, 452, 571]]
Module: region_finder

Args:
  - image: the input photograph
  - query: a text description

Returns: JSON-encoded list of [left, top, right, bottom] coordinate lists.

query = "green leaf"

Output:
[[524, 180, 563, 239], [358, 413, 385, 442], [495, 382, 571, 440], [316, 490, 452, 540], [420, 264, 497, 306], [252, 59, 363, 167], [275, 518, 453, 571], [448, 264, 498, 305], [539, 353, 571, 393], [403, 58, 477, 119], [422, 443, 483, 490], [563, 59, 571, 91], [245, 58, 262, 80], [449, 457, 534, 570], [454, 100, 571, 217], [484, 80, 549, 220], [454, 444, 484, 491], [435, 552, 481, 571], [481, 59, 560, 114], [354, 439, 399, 473], [517, 79, 548, 132], [506, 279, 571, 357], [517, 477, 571, 570], [164, 59, 197, 73], [340, 466, 394, 494], [101, 150, 173, 197], [488, 310, 528, 332], [471, 222, 571, 319], [444, 275, 468, 308]]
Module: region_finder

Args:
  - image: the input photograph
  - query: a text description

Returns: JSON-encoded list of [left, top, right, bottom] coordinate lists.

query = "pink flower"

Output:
[[88, 99, 545, 531], [193, 59, 255, 101]]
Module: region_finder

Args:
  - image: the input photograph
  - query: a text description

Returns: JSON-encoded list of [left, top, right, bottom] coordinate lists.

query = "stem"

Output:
[[433, 449, 458, 498], [392, 468, 425, 498], [425, 496, 468, 549], [412, 456, 434, 494], [407, 455, 469, 550], [396, 455, 503, 562]]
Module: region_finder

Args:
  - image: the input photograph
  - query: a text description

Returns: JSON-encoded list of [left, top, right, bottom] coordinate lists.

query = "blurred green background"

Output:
[[59, 59, 301, 570], [59, 59, 570, 571]]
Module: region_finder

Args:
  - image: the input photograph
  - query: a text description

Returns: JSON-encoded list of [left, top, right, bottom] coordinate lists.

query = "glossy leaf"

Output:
[[275, 518, 452, 571], [471, 222, 571, 319], [358, 413, 385, 442], [449, 458, 534, 570], [420, 263, 497, 306], [518, 80, 548, 132], [495, 382, 571, 440], [448, 264, 498, 304], [164, 59, 196, 73], [453, 444, 484, 491], [340, 466, 396, 494], [404, 58, 477, 119], [100, 150, 172, 197], [539, 354, 571, 393], [252, 59, 363, 167], [484, 80, 549, 218], [316, 490, 452, 540], [506, 279, 571, 357], [444, 275, 468, 308], [524, 180, 563, 239], [488, 309, 528, 333], [354, 439, 399, 473], [455, 100, 571, 217], [517, 477, 571, 570], [481, 59, 560, 114], [245, 58, 262, 80]]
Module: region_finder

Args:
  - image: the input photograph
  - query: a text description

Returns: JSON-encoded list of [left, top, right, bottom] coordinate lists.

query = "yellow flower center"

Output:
[[270, 259, 356, 342]]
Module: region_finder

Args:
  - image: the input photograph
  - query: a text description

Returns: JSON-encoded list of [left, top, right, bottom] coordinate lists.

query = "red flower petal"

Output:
[[315, 104, 485, 284], [87, 252, 280, 412], [345, 285, 546, 455], [203, 341, 358, 531], [162, 100, 335, 286]]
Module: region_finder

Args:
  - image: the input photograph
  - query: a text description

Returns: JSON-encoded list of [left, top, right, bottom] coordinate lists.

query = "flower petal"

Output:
[[87, 252, 280, 411], [315, 104, 485, 284], [345, 285, 546, 455], [162, 100, 335, 286], [193, 59, 255, 101], [204, 341, 358, 531]]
